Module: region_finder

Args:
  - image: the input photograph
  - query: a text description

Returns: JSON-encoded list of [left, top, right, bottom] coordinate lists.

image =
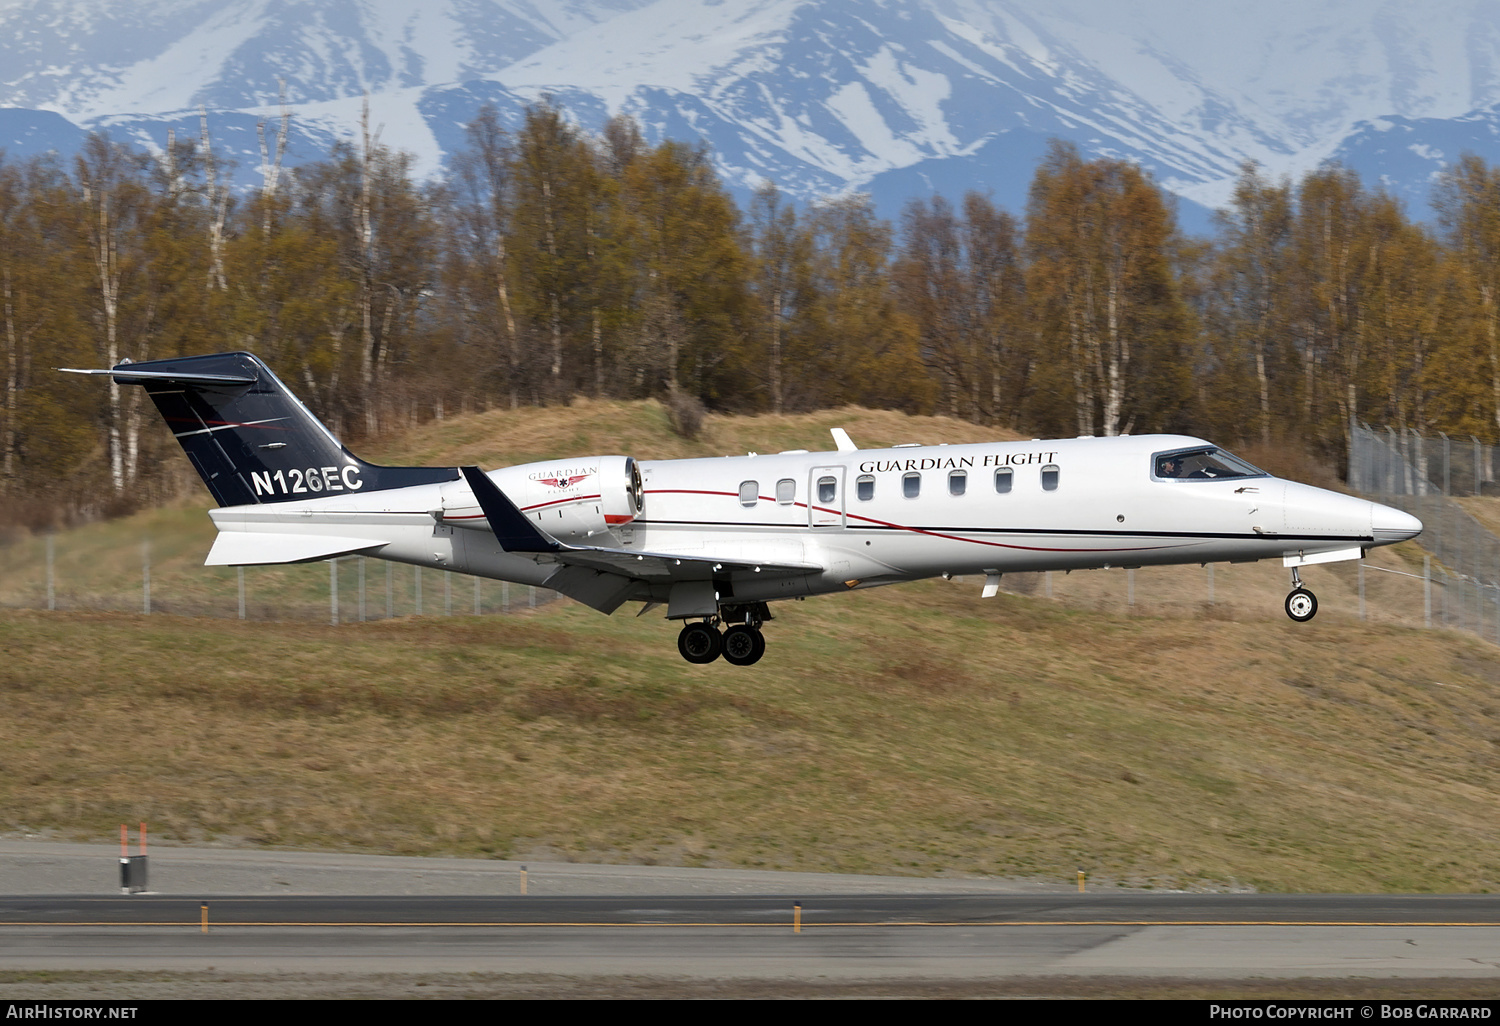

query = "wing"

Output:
[[459, 467, 821, 613]]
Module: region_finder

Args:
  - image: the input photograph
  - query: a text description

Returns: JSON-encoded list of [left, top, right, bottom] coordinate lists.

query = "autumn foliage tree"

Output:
[[8, 98, 1500, 524], [1025, 142, 1189, 437]]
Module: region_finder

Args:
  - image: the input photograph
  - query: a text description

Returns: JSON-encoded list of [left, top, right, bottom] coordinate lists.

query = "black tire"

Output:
[[1285, 588, 1318, 622], [722, 625, 765, 666], [677, 622, 722, 663]]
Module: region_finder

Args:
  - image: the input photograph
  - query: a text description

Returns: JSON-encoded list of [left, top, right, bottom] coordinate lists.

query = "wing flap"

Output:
[[548, 546, 820, 582]]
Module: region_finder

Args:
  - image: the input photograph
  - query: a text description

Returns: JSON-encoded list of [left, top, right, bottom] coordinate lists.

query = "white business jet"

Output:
[[64, 352, 1423, 665]]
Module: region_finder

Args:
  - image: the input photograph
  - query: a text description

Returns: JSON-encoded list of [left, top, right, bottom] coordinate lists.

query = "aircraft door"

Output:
[[808, 466, 845, 529]]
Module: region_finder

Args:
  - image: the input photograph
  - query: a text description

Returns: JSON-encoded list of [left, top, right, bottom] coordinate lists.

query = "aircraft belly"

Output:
[[448, 530, 564, 587], [848, 528, 1291, 576]]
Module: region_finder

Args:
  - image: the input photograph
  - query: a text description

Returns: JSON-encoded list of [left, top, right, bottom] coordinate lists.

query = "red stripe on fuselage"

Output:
[[641, 488, 1170, 555]]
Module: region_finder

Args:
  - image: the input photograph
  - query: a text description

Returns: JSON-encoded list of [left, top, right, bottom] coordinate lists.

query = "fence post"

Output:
[[1425, 556, 1432, 628], [46, 532, 54, 611], [237, 566, 245, 620], [1475, 436, 1483, 497], [474, 575, 481, 616], [1441, 432, 1451, 496], [358, 556, 366, 622], [414, 566, 422, 616], [1127, 568, 1134, 610], [1388, 424, 1400, 495], [1207, 563, 1214, 606], [502, 580, 509, 613], [385, 561, 393, 619], [445, 570, 452, 616], [142, 539, 150, 615], [1457, 506, 1465, 630], [1358, 561, 1365, 621], [330, 558, 339, 626]]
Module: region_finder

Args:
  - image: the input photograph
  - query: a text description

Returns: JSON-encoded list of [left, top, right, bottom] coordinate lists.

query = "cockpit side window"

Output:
[[1153, 447, 1267, 481]]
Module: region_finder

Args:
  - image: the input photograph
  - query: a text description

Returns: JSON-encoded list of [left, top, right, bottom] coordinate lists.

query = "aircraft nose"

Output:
[[1371, 503, 1423, 545]]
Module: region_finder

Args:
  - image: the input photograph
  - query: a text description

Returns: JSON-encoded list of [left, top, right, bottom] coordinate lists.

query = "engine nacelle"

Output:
[[443, 455, 643, 543]]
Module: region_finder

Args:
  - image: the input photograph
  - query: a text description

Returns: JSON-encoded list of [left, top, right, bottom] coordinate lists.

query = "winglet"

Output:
[[460, 466, 561, 553], [831, 427, 857, 452]]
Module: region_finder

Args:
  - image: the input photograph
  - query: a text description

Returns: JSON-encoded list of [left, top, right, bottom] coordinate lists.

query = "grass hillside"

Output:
[[1, 401, 1497, 892]]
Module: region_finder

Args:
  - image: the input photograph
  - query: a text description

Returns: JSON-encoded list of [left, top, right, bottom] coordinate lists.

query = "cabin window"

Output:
[[818, 476, 837, 503], [949, 470, 967, 496], [776, 478, 796, 504], [856, 475, 875, 501], [1041, 465, 1060, 491], [739, 480, 759, 507], [994, 468, 1013, 494], [903, 472, 921, 498]]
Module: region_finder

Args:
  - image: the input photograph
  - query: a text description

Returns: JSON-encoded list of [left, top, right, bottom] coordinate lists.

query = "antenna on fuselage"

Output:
[[831, 428, 857, 453]]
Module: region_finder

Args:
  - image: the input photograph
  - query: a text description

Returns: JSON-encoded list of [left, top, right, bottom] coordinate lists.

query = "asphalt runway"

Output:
[[1, 841, 1498, 988], [1, 894, 1498, 982], [7, 893, 1500, 926]]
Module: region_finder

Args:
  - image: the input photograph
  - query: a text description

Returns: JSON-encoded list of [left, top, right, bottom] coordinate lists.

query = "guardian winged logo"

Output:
[[536, 472, 590, 489]]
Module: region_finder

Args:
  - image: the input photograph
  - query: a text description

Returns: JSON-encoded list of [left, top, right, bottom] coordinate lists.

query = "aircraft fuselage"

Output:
[[207, 433, 1416, 609], [63, 351, 1423, 665]]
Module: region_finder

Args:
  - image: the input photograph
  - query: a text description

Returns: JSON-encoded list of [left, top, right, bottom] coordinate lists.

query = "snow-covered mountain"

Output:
[[2, 0, 1499, 231]]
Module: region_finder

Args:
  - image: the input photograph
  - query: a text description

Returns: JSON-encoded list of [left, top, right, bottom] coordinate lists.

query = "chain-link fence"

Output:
[[1350, 421, 1500, 640], [2, 429, 1494, 636], [0, 544, 560, 625]]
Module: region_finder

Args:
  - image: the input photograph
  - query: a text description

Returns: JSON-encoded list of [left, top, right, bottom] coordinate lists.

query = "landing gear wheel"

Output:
[[677, 622, 723, 663], [722, 625, 766, 666], [1285, 588, 1318, 623]]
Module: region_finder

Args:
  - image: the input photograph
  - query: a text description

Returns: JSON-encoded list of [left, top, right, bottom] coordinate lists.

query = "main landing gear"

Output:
[[1285, 567, 1318, 623], [676, 604, 770, 666]]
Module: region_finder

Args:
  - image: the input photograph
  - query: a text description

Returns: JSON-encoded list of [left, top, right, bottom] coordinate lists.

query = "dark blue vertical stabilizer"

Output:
[[75, 351, 457, 507]]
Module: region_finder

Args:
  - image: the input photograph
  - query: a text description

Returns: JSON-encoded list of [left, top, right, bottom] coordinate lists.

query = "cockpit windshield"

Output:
[[1153, 447, 1267, 481]]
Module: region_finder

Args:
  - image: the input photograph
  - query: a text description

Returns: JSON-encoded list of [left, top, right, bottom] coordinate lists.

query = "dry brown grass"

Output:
[[1455, 496, 1500, 539], [4, 568, 1499, 892]]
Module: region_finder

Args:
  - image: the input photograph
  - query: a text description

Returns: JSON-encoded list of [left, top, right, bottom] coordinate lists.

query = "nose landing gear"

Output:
[[1285, 567, 1318, 622]]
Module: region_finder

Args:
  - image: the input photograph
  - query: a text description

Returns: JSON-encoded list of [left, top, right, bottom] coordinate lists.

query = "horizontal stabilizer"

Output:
[[60, 366, 256, 388], [206, 531, 386, 566]]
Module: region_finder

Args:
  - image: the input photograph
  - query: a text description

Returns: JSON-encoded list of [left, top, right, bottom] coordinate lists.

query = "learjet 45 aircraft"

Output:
[[64, 352, 1423, 665]]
